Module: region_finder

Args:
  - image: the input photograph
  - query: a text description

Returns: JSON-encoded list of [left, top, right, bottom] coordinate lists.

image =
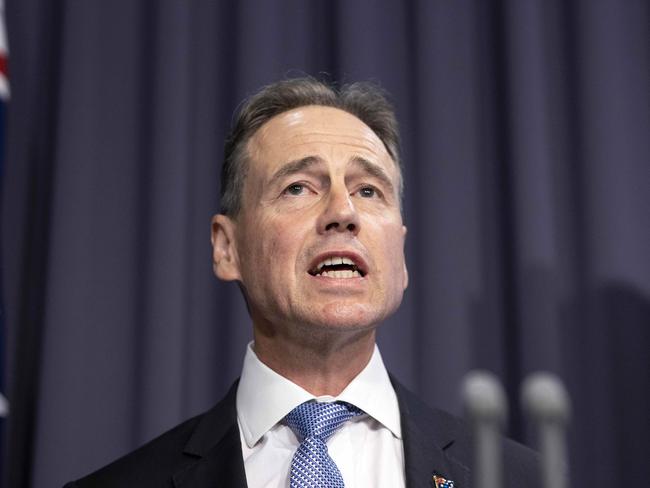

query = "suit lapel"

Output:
[[392, 378, 470, 488], [172, 382, 248, 488]]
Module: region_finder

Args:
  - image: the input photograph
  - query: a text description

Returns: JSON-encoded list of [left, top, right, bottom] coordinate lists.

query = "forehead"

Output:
[[247, 105, 395, 174]]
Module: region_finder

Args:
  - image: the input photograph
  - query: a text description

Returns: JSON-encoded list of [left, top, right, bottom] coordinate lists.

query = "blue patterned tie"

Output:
[[285, 401, 363, 487]]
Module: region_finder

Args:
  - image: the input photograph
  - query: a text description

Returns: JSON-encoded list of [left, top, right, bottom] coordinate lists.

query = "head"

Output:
[[211, 78, 408, 345]]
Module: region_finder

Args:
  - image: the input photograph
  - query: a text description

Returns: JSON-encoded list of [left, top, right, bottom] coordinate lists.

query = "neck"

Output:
[[252, 325, 376, 396]]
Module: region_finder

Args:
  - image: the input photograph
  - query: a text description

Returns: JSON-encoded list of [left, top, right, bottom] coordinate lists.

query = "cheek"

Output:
[[261, 211, 313, 268], [377, 224, 407, 279], [245, 219, 300, 283], [238, 235, 284, 306]]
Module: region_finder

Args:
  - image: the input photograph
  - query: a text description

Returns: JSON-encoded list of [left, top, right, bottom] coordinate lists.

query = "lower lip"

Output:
[[308, 273, 367, 288]]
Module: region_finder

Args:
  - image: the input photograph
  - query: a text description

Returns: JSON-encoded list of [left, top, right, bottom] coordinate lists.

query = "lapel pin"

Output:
[[433, 473, 455, 488]]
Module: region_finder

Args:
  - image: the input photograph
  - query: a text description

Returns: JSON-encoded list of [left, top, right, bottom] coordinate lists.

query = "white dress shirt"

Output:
[[236, 342, 406, 488]]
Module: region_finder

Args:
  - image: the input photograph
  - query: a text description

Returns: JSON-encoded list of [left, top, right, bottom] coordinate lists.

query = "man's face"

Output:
[[213, 105, 408, 334]]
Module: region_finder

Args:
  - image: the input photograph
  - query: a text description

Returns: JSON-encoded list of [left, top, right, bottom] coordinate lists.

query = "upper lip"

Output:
[[307, 251, 369, 277]]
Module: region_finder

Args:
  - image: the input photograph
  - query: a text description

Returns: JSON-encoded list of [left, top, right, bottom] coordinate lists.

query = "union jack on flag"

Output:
[[433, 473, 454, 488], [0, 0, 7, 102]]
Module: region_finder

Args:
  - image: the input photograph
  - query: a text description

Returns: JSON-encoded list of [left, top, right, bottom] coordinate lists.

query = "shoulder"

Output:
[[69, 414, 204, 487], [66, 382, 239, 488], [391, 376, 540, 488]]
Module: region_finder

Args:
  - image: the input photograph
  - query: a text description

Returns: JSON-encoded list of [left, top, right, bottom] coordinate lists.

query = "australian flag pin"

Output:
[[433, 473, 455, 488]]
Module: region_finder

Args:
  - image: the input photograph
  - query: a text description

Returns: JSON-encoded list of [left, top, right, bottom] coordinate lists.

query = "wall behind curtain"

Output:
[[2, 1, 648, 487]]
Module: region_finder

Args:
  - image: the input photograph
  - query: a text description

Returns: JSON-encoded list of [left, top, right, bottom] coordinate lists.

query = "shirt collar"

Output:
[[236, 342, 402, 448]]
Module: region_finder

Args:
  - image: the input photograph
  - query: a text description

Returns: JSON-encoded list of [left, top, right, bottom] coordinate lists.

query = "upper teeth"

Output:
[[316, 256, 356, 270]]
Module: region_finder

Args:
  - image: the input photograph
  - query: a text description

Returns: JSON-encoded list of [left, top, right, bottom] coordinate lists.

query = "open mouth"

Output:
[[308, 256, 366, 278]]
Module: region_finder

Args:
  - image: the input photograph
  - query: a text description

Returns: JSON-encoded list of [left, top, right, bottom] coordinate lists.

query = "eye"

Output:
[[358, 186, 378, 198], [283, 183, 307, 196]]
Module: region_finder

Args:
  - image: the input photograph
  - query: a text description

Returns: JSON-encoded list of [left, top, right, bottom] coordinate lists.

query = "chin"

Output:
[[309, 303, 387, 330]]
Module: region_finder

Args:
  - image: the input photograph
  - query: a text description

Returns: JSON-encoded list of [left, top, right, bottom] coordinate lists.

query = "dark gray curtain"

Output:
[[2, 1, 648, 487]]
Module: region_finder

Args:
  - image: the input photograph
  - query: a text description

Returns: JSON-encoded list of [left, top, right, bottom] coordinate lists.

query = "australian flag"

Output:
[[0, 0, 9, 447]]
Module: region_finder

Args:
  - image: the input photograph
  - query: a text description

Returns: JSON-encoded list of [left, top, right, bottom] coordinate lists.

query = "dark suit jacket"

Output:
[[65, 378, 539, 487]]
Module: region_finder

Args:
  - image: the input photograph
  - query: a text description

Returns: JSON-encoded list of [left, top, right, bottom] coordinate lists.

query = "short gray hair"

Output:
[[220, 77, 402, 216]]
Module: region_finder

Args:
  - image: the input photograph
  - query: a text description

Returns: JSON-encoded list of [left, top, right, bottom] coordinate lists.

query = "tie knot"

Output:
[[285, 401, 362, 443]]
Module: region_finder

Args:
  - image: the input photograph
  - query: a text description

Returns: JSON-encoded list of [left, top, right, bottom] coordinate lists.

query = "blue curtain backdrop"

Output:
[[2, 1, 649, 487]]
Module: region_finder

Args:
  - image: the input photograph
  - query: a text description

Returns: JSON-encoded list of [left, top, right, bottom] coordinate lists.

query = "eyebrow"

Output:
[[268, 156, 323, 187], [349, 156, 395, 195]]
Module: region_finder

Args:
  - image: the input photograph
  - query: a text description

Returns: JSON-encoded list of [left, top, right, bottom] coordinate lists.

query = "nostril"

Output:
[[325, 222, 339, 231], [324, 222, 357, 232]]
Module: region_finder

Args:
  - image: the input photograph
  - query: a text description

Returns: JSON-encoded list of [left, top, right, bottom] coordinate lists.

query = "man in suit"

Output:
[[66, 78, 539, 487]]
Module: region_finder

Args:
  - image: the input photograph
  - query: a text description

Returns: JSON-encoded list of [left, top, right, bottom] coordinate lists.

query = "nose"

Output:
[[316, 185, 360, 235]]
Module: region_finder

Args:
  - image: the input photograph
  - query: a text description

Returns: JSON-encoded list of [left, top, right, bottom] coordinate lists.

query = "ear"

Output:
[[401, 225, 409, 290], [211, 214, 242, 281]]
